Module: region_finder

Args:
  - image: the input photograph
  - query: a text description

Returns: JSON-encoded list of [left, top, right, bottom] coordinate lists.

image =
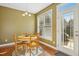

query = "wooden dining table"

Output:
[[17, 35, 38, 48], [17, 36, 37, 42], [17, 35, 38, 56]]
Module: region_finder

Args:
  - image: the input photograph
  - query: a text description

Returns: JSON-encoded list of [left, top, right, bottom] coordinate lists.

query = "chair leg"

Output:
[[26, 45, 29, 53], [30, 47, 39, 56], [36, 47, 38, 54], [29, 48, 31, 56], [15, 46, 18, 56], [22, 45, 25, 55]]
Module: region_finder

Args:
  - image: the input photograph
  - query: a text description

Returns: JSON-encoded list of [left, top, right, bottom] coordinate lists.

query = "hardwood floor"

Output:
[[0, 45, 15, 56], [0, 42, 57, 56], [40, 43, 57, 56]]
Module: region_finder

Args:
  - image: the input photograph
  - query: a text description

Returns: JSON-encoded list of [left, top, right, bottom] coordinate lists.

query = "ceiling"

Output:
[[0, 3, 52, 14]]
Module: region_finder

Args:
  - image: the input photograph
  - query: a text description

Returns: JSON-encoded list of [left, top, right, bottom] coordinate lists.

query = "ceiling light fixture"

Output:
[[22, 11, 31, 16]]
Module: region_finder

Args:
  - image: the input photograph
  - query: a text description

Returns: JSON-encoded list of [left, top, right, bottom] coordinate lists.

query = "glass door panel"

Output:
[[63, 12, 74, 50]]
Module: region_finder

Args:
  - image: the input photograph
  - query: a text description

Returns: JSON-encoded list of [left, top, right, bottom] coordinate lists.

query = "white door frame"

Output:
[[56, 3, 79, 56]]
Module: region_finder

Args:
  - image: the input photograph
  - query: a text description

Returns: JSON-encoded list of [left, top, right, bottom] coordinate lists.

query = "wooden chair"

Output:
[[13, 32, 29, 56], [27, 33, 40, 56]]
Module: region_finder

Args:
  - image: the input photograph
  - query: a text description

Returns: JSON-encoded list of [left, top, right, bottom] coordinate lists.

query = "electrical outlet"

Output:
[[5, 39, 8, 42]]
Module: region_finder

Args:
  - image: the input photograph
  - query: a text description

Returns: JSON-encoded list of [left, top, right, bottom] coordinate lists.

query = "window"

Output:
[[37, 9, 52, 41]]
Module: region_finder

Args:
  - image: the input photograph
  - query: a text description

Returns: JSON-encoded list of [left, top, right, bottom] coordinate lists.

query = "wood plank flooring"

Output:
[[40, 43, 57, 56], [0, 42, 57, 56]]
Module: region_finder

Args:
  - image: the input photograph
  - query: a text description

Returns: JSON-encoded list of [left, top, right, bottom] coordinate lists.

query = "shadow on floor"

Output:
[[55, 51, 69, 56]]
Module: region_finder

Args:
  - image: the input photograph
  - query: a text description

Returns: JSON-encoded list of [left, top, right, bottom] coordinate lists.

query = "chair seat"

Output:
[[27, 41, 39, 48], [16, 41, 28, 45]]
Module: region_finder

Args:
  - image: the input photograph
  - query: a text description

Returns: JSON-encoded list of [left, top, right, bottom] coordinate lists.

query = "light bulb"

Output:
[[28, 14, 31, 16], [25, 12, 28, 15], [22, 14, 25, 16]]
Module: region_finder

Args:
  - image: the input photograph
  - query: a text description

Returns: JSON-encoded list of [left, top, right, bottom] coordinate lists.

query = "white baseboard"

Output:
[[39, 41, 57, 50], [0, 42, 14, 47], [0, 41, 57, 50]]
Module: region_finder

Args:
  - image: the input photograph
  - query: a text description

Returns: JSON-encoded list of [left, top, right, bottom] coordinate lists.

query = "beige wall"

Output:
[[36, 3, 58, 46], [0, 6, 35, 43]]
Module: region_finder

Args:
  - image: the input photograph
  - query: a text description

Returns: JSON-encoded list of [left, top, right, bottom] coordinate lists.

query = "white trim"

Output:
[[0, 41, 57, 50], [39, 41, 57, 50], [0, 42, 14, 47]]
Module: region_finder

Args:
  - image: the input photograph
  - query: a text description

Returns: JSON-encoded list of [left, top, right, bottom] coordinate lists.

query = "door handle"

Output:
[[75, 31, 79, 36], [75, 34, 79, 36], [75, 31, 79, 33]]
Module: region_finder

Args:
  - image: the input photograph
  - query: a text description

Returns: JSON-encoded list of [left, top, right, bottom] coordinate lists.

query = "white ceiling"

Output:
[[0, 3, 52, 14]]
